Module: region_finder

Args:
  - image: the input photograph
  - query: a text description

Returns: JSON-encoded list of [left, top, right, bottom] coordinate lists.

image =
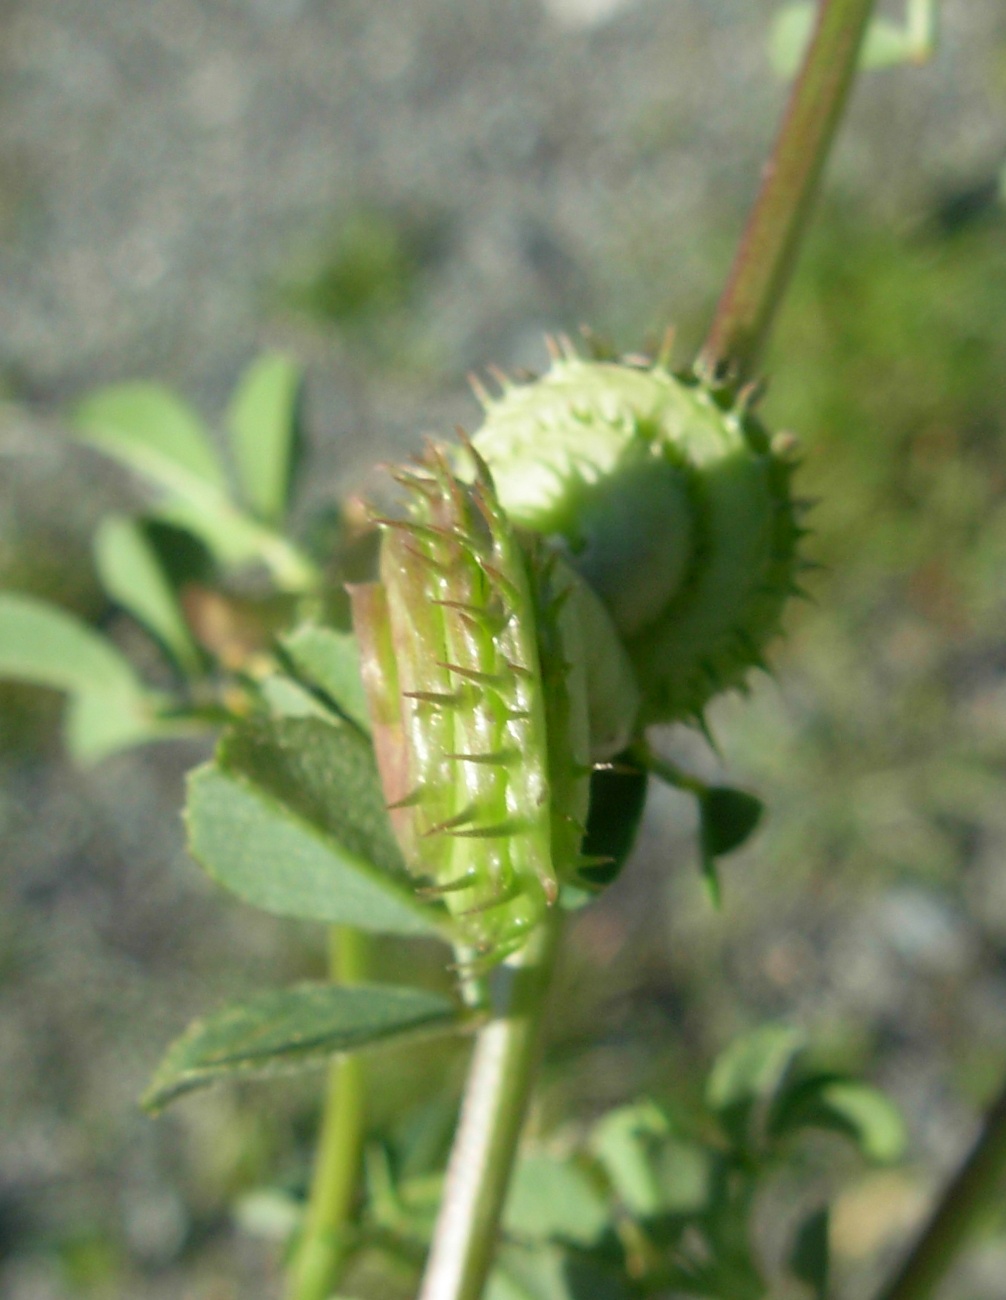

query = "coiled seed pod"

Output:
[[350, 442, 637, 964], [350, 345, 803, 962], [471, 352, 802, 728]]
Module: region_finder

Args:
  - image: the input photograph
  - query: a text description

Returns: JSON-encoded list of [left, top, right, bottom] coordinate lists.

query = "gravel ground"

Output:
[[2, 2, 1006, 1297]]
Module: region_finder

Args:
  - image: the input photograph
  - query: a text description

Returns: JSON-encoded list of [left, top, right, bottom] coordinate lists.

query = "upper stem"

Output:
[[697, 0, 876, 383], [875, 1078, 1006, 1300], [418, 913, 564, 1300], [286, 926, 370, 1300]]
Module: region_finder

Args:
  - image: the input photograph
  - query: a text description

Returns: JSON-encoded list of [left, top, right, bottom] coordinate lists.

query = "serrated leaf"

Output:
[[772, 1075, 906, 1164], [94, 515, 201, 673], [504, 1153, 611, 1247], [186, 715, 446, 936], [227, 353, 303, 525], [0, 592, 162, 762], [282, 624, 370, 733], [144, 982, 462, 1111], [790, 1207, 829, 1300]]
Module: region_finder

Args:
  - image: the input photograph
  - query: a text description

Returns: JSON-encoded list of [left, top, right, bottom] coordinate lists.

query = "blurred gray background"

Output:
[[2, 2, 1006, 1297]]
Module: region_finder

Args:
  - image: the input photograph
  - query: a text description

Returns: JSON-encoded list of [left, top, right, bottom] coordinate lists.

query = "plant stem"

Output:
[[633, 740, 706, 798], [876, 1078, 1006, 1300], [286, 926, 370, 1300], [697, 0, 876, 383], [418, 912, 564, 1300]]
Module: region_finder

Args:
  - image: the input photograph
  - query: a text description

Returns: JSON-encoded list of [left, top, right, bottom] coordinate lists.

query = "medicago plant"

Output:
[[1, 2, 997, 1300]]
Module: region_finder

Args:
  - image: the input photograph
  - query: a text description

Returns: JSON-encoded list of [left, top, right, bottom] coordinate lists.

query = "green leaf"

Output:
[[75, 383, 317, 592], [94, 515, 201, 673], [789, 1207, 829, 1300], [75, 382, 228, 494], [708, 1025, 804, 1112], [589, 1101, 671, 1219], [650, 1138, 713, 1216], [233, 1188, 302, 1242], [504, 1153, 611, 1248], [588, 1102, 711, 1226], [860, 19, 917, 67], [282, 624, 371, 733], [698, 785, 763, 902], [259, 674, 339, 722], [489, 1246, 563, 1300], [0, 592, 161, 762], [699, 787, 764, 858], [186, 715, 446, 936], [772, 1075, 906, 1164], [490, 1244, 633, 1300], [227, 353, 303, 525], [139, 518, 216, 588], [150, 495, 316, 591], [707, 1025, 804, 1150], [144, 982, 462, 1111], [578, 754, 648, 889]]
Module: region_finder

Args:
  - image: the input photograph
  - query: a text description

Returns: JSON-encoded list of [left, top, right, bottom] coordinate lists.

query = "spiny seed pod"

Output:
[[470, 349, 803, 728], [349, 441, 636, 965]]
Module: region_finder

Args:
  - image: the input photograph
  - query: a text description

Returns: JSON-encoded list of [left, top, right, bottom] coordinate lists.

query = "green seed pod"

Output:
[[349, 442, 631, 964], [471, 353, 802, 727]]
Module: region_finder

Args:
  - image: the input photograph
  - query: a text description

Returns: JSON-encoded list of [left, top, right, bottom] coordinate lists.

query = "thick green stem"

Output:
[[418, 913, 564, 1300], [876, 1079, 1006, 1300], [286, 926, 370, 1300], [697, 0, 876, 382]]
